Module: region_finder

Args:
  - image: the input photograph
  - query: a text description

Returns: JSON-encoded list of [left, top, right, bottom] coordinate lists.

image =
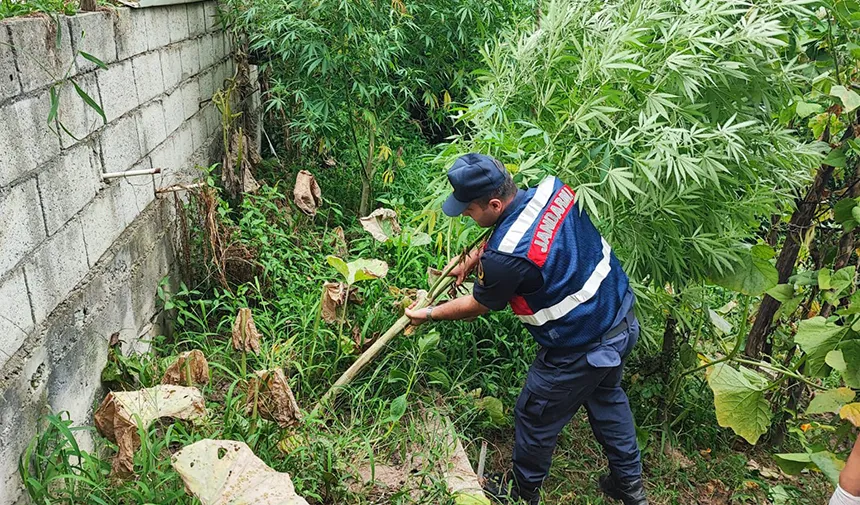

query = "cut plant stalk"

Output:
[[311, 232, 488, 417]]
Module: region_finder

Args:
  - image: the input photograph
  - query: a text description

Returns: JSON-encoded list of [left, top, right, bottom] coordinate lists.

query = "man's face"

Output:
[[462, 198, 504, 227]]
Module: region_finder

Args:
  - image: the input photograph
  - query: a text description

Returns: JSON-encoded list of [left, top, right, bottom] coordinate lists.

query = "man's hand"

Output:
[[445, 248, 480, 286], [404, 303, 428, 326]]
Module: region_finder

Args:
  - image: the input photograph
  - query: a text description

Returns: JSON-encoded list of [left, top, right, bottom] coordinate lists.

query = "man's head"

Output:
[[442, 153, 517, 227]]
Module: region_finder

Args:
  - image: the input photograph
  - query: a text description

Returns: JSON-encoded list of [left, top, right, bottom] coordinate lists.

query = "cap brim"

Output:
[[442, 194, 470, 217]]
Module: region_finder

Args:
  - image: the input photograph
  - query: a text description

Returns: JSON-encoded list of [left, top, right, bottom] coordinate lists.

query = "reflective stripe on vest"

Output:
[[515, 237, 613, 326], [497, 177, 556, 253]]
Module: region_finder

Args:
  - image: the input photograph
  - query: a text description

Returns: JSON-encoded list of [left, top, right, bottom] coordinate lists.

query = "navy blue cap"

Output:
[[442, 154, 506, 217]]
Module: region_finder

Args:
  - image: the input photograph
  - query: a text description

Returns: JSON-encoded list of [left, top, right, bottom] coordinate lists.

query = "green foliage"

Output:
[[706, 363, 772, 445], [0, 0, 76, 19]]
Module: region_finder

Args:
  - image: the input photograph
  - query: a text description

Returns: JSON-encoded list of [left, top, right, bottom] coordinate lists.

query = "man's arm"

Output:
[[404, 295, 489, 325]]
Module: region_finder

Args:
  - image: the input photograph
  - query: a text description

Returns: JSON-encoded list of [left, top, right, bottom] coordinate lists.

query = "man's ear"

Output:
[[489, 198, 504, 212]]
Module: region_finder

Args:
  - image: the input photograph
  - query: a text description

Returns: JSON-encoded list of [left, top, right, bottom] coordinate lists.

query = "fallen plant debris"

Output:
[[94, 385, 206, 476], [232, 307, 262, 354], [321, 281, 347, 323], [423, 414, 491, 505], [171, 439, 310, 505], [359, 207, 401, 242], [293, 169, 322, 216], [161, 350, 210, 386], [246, 368, 302, 428]]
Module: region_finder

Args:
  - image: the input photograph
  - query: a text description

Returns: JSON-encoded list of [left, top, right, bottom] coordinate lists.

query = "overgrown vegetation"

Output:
[[18, 0, 860, 504]]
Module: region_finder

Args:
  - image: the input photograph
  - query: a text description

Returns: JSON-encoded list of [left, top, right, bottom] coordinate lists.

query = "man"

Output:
[[405, 153, 647, 505]]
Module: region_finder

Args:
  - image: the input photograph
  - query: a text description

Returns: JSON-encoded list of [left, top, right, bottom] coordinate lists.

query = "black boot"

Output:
[[483, 472, 541, 505], [599, 473, 648, 505]]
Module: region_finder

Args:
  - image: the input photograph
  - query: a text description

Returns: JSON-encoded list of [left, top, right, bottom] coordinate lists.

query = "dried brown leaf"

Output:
[[246, 368, 302, 428], [359, 208, 401, 242], [293, 170, 322, 216], [161, 350, 210, 386], [172, 439, 309, 505], [232, 308, 261, 354], [321, 282, 346, 323], [94, 385, 206, 477]]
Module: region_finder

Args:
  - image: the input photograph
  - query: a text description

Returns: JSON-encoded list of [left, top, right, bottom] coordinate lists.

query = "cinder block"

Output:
[[149, 132, 175, 174], [66, 12, 118, 73], [0, 267, 34, 368], [118, 159, 151, 224], [114, 6, 148, 60], [25, 218, 89, 323], [39, 142, 101, 235], [0, 28, 21, 102], [203, 1, 220, 32], [144, 7, 171, 51], [167, 4, 190, 43], [179, 39, 200, 80], [205, 100, 220, 138], [95, 59, 138, 123], [196, 67, 215, 103], [0, 180, 46, 277], [6, 16, 74, 92], [189, 110, 207, 151], [160, 45, 182, 90], [137, 99, 167, 155], [198, 33, 216, 70], [175, 123, 194, 166], [99, 113, 141, 174], [0, 92, 62, 186], [162, 88, 184, 134], [132, 51, 164, 103], [179, 78, 200, 120], [79, 182, 128, 266], [186, 3, 205, 37], [57, 71, 103, 148]]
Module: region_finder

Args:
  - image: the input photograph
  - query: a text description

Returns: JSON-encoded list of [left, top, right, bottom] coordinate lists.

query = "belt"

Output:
[[548, 309, 634, 354]]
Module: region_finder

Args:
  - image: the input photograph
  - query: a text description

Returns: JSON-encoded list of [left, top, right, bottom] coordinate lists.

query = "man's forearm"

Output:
[[429, 295, 489, 321]]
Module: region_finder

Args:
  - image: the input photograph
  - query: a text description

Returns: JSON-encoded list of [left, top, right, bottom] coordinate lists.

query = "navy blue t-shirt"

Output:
[[472, 250, 543, 310]]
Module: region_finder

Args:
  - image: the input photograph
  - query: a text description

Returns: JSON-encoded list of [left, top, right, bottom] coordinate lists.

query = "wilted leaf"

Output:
[[359, 208, 401, 242], [831, 85, 860, 113], [94, 385, 206, 476], [247, 368, 302, 428], [161, 350, 210, 386], [232, 308, 262, 354], [328, 256, 389, 285], [711, 245, 778, 296], [795, 317, 849, 376], [321, 282, 346, 323], [840, 402, 860, 427], [293, 170, 322, 216], [706, 363, 771, 444], [708, 309, 732, 335], [171, 439, 310, 505], [805, 387, 855, 415]]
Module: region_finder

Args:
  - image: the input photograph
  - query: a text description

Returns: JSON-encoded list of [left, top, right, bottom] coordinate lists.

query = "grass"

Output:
[[18, 131, 835, 505]]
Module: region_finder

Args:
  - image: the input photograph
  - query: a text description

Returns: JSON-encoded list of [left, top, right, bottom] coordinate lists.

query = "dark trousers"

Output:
[[512, 313, 642, 492]]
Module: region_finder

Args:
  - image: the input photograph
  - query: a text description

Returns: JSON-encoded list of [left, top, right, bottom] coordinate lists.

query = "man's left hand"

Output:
[[404, 303, 429, 326]]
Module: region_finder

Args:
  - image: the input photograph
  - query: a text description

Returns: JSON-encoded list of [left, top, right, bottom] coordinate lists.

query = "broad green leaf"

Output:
[[826, 350, 847, 372], [805, 387, 855, 415], [837, 340, 860, 387], [711, 246, 778, 296], [854, 207, 860, 224], [349, 259, 389, 284], [679, 342, 697, 368], [418, 330, 440, 352], [794, 317, 849, 376], [831, 85, 860, 113], [774, 453, 811, 475], [810, 451, 845, 485], [475, 396, 505, 425], [766, 284, 794, 302], [818, 269, 832, 290], [823, 148, 847, 168], [834, 198, 860, 224], [326, 256, 350, 280], [831, 266, 856, 294], [840, 292, 860, 316], [840, 403, 860, 427], [795, 101, 822, 118], [388, 394, 407, 422], [706, 363, 771, 444]]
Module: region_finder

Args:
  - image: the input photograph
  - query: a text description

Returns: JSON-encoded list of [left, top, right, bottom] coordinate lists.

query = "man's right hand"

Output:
[[445, 249, 479, 286]]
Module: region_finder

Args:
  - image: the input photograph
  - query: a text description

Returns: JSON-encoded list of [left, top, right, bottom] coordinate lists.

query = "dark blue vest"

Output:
[[485, 176, 630, 348]]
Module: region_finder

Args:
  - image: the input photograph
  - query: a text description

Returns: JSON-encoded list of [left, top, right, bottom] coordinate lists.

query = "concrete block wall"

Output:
[[0, 3, 240, 503]]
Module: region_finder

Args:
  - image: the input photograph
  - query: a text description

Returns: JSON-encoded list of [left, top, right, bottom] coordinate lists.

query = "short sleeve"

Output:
[[472, 251, 540, 311]]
